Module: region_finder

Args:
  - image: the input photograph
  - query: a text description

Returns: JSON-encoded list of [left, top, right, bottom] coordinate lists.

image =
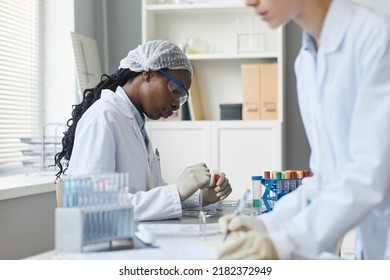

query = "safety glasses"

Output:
[[158, 69, 189, 106]]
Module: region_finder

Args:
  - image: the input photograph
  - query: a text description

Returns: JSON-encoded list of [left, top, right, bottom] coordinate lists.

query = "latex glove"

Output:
[[218, 214, 266, 234], [203, 172, 232, 205], [218, 230, 279, 260], [175, 163, 211, 201]]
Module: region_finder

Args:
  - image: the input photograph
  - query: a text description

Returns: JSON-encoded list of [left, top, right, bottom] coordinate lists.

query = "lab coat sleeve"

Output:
[[267, 25, 390, 259], [181, 190, 201, 208], [128, 184, 183, 221], [130, 185, 214, 220], [69, 116, 183, 221]]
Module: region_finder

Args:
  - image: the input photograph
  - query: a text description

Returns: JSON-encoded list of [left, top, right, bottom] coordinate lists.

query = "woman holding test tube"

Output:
[[54, 40, 232, 221]]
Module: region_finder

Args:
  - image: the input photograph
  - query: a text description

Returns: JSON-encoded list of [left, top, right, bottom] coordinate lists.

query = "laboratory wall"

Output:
[[74, 0, 142, 74], [105, 0, 142, 72], [284, 22, 310, 170], [42, 0, 76, 125], [74, 0, 99, 41], [0, 191, 56, 259]]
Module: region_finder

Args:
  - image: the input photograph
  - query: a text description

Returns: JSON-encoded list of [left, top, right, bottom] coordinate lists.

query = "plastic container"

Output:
[[220, 103, 242, 120]]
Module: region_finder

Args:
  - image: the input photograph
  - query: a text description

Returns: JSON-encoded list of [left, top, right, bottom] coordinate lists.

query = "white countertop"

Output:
[[0, 173, 56, 201]]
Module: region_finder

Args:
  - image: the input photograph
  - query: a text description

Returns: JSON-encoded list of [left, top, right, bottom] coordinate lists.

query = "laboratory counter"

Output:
[[25, 201, 355, 260], [25, 202, 238, 260]]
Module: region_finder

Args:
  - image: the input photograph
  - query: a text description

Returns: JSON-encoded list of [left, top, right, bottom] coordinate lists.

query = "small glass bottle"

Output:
[[251, 175, 263, 215]]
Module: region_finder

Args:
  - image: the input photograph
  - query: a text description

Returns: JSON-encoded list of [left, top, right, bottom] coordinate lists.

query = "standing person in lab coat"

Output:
[[54, 40, 232, 221], [218, 0, 390, 259]]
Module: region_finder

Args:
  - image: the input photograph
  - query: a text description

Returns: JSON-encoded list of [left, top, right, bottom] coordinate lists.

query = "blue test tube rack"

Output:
[[261, 177, 302, 213]]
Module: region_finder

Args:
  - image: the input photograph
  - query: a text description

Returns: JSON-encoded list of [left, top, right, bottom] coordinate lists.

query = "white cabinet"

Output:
[[210, 121, 282, 199], [147, 121, 281, 199], [147, 121, 212, 181], [142, 0, 285, 199]]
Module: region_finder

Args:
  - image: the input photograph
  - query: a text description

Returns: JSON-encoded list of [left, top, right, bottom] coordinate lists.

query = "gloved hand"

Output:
[[218, 230, 279, 260], [175, 163, 211, 201], [203, 172, 232, 205], [218, 214, 267, 234]]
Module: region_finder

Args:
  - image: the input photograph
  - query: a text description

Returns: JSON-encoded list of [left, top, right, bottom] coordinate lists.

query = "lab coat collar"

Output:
[[115, 86, 149, 145], [115, 86, 137, 119], [317, 0, 352, 54], [101, 87, 134, 121], [120, 87, 145, 133]]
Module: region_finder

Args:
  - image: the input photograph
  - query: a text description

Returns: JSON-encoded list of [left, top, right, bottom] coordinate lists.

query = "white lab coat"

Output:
[[261, 0, 390, 259], [67, 86, 199, 221]]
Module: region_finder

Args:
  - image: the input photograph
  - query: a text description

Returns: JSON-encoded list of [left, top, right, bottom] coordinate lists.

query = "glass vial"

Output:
[[251, 175, 262, 215]]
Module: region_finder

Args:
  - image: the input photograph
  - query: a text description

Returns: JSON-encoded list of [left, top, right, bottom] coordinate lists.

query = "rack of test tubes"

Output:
[[261, 170, 311, 212], [55, 173, 135, 253]]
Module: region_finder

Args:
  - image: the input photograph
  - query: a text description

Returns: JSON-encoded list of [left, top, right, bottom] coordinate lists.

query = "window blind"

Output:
[[0, 0, 42, 175]]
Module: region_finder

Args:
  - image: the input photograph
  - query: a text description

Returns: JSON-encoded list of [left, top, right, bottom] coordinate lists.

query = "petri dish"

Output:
[[222, 200, 239, 207], [182, 209, 217, 218]]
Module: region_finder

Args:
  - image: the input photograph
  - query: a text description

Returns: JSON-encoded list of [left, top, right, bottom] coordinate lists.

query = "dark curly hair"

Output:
[[54, 68, 140, 182]]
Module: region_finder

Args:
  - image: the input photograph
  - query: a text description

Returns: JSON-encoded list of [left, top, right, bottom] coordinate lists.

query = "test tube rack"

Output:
[[55, 173, 135, 253], [261, 177, 303, 213], [55, 205, 134, 253]]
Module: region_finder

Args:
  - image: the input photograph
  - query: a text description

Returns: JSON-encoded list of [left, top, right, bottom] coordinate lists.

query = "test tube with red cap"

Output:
[[263, 171, 274, 207], [263, 171, 270, 182], [290, 170, 297, 191], [213, 170, 220, 184]]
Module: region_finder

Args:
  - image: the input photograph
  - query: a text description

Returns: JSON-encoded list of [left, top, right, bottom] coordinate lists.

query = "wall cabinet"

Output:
[[142, 0, 285, 199]]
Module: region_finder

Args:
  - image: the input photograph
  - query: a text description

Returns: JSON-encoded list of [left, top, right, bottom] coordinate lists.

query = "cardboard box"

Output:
[[188, 71, 204, 120], [241, 63, 278, 120]]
